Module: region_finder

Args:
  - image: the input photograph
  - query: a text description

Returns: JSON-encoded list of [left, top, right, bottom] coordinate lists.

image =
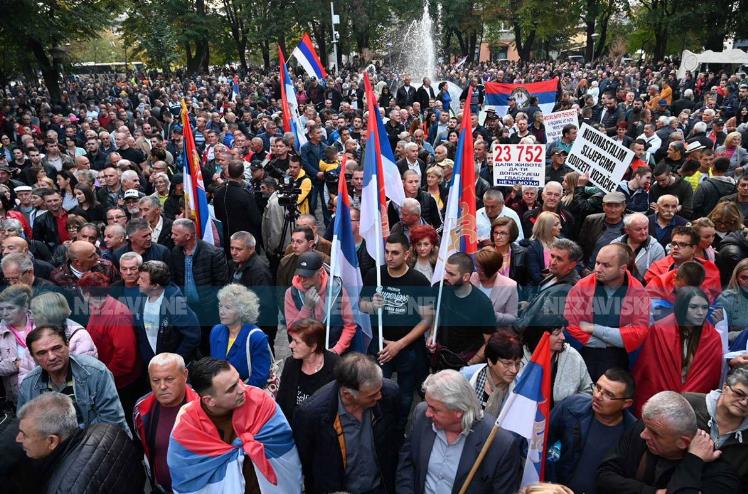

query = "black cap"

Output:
[[295, 251, 323, 277]]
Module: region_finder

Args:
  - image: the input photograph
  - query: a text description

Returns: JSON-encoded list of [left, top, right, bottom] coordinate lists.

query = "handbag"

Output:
[[430, 342, 469, 372], [246, 328, 281, 398]]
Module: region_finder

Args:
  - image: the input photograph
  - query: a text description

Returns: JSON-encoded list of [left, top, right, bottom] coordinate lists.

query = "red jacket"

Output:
[[633, 314, 722, 415], [87, 296, 140, 388], [564, 272, 650, 352], [6, 210, 31, 239], [644, 255, 722, 301]]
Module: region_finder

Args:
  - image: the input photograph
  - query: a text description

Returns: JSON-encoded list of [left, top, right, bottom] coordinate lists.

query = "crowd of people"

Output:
[[0, 55, 747, 493]]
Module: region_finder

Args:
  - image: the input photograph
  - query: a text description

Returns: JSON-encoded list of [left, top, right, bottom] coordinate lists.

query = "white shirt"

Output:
[[476, 206, 524, 242], [143, 291, 165, 352], [637, 132, 662, 155], [151, 216, 164, 243]]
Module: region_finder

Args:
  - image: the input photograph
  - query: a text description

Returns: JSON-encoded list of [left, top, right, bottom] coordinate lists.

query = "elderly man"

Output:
[[597, 391, 739, 492], [229, 231, 277, 349], [612, 212, 666, 278], [138, 195, 173, 249], [1, 252, 58, 296], [102, 223, 127, 259], [294, 353, 401, 494], [49, 240, 119, 293], [522, 181, 575, 239], [648, 194, 688, 248], [390, 198, 426, 240], [168, 358, 302, 493], [476, 188, 524, 243], [114, 217, 171, 266], [2, 235, 53, 280], [649, 163, 694, 219], [389, 170, 442, 229], [686, 366, 748, 490], [397, 142, 427, 184], [14, 393, 143, 492], [579, 191, 628, 268], [397, 370, 523, 494], [17, 326, 129, 432], [96, 166, 124, 208], [111, 251, 143, 311], [133, 353, 199, 493]]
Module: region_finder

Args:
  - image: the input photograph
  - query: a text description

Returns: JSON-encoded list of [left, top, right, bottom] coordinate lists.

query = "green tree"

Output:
[[0, 0, 121, 102]]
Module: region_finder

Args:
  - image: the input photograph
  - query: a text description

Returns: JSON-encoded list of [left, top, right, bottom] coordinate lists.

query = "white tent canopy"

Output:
[[677, 49, 748, 79]]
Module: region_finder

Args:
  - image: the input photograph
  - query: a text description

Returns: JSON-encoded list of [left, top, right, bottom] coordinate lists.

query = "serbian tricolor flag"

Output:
[[279, 48, 308, 151], [360, 73, 391, 263], [180, 100, 217, 245], [431, 85, 477, 284], [373, 92, 405, 207], [232, 75, 240, 102], [168, 386, 302, 494], [329, 164, 372, 352], [484, 78, 559, 117], [291, 33, 327, 81], [496, 332, 552, 486]]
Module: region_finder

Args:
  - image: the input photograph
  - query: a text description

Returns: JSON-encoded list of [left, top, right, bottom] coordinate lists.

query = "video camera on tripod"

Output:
[[277, 175, 302, 208]]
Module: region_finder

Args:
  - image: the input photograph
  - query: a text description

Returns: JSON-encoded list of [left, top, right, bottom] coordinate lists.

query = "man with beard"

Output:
[[428, 253, 496, 367]]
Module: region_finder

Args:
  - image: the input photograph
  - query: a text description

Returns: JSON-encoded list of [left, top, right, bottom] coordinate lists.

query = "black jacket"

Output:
[[293, 379, 402, 494], [32, 208, 85, 250], [229, 255, 277, 333], [387, 191, 443, 231], [155, 215, 174, 250], [693, 177, 736, 219], [597, 421, 739, 493], [213, 181, 261, 250], [133, 283, 201, 364], [276, 350, 339, 423], [41, 424, 145, 494], [414, 85, 435, 111], [112, 241, 171, 267], [718, 230, 748, 286], [396, 85, 417, 108], [170, 240, 229, 323]]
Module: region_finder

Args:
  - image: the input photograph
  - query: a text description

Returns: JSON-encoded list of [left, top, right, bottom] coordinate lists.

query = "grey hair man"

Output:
[[391, 197, 423, 241], [598, 390, 740, 492], [685, 366, 748, 488], [293, 353, 402, 494], [17, 392, 144, 491], [397, 369, 523, 493], [477, 188, 524, 242], [613, 212, 666, 276]]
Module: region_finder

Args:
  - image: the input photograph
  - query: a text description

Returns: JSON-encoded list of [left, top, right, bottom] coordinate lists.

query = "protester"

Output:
[[547, 368, 637, 493], [15, 392, 144, 492], [597, 391, 739, 492], [397, 369, 523, 494], [293, 352, 401, 494], [133, 353, 199, 493], [276, 318, 340, 422]]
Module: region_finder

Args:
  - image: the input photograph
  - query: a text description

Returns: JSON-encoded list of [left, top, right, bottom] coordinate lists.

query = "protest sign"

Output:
[[543, 109, 578, 144], [492, 143, 546, 187], [566, 123, 634, 193]]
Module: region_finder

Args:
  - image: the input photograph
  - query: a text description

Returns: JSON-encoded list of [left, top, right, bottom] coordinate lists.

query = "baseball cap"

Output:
[[123, 189, 141, 200], [552, 149, 568, 155], [295, 251, 323, 277], [658, 99, 668, 105], [602, 191, 626, 204]]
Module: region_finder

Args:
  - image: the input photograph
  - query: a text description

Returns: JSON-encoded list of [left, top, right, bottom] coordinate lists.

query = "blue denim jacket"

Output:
[[17, 353, 130, 436]]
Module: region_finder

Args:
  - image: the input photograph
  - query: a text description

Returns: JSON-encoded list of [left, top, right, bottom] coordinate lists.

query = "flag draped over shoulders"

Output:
[[168, 386, 302, 494]]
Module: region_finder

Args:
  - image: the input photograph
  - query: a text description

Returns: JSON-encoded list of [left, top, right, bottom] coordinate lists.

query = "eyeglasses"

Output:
[[593, 383, 631, 401], [727, 384, 748, 403], [670, 241, 694, 249], [497, 359, 523, 371]]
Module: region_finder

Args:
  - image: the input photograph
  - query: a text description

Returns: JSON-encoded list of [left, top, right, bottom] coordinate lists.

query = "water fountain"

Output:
[[401, 3, 437, 83]]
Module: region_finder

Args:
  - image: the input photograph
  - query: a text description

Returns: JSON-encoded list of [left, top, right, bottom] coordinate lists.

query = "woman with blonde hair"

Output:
[[30, 291, 98, 358], [423, 166, 447, 217], [210, 283, 272, 386], [560, 171, 579, 208], [526, 212, 562, 285], [715, 130, 748, 176]]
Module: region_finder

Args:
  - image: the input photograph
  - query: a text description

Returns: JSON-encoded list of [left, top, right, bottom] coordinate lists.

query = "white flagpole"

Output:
[[326, 235, 338, 350], [374, 201, 384, 353], [431, 276, 446, 346]]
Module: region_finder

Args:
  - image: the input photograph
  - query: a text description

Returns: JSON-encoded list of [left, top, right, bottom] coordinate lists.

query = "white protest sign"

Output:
[[566, 123, 634, 193], [543, 109, 578, 144], [492, 143, 546, 187]]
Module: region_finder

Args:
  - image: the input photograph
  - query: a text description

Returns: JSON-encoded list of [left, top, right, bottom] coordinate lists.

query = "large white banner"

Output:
[[566, 123, 634, 193], [543, 109, 578, 144], [492, 143, 546, 187]]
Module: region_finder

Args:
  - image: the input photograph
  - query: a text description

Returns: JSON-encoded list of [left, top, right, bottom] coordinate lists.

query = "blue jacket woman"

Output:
[[209, 283, 271, 387]]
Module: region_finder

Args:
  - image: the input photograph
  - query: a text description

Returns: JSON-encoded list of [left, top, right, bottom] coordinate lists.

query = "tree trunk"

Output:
[[261, 39, 270, 70], [518, 30, 536, 60], [585, 21, 596, 61], [594, 14, 610, 59], [26, 39, 61, 103], [653, 26, 668, 61], [468, 31, 477, 62], [238, 38, 248, 71]]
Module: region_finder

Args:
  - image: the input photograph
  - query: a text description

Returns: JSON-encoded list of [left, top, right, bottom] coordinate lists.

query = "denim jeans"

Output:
[[379, 342, 427, 427], [308, 180, 331, 226]]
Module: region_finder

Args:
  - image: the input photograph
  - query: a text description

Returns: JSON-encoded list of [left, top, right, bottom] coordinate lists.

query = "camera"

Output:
[[277, 175, 302, 207]]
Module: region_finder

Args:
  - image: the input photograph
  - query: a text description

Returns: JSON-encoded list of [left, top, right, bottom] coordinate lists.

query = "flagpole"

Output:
[[374, 205, 384, 353], [458, 425, 500, 494], [430, 276, 445, 346], [326, 235, 337, 350]]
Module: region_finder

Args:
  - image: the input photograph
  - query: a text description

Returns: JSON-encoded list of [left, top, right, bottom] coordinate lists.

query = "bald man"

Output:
[[50, 240, 120, 291], [1, 236, 54, 280]]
